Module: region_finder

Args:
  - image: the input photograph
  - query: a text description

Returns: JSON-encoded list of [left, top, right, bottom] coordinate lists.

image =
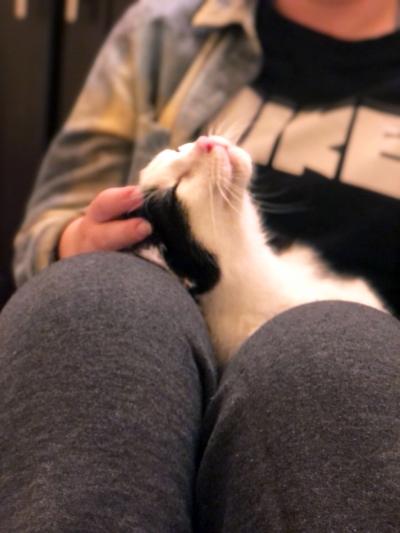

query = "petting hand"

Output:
[[58, 186, 152, 259]]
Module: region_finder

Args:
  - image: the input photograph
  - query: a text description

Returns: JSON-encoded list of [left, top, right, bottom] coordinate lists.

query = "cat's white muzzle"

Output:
[[195, 136, 252, 190]]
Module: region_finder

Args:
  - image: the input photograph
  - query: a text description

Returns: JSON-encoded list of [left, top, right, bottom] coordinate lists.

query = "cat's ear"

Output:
[[182, 277, 196, 291], [136, 245, 169, 271]]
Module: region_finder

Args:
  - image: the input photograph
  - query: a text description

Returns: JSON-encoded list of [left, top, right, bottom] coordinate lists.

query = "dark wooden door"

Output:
[[0, 0, 59, 307], [0, 0, 136, 310], [110, 0, 135, 23]]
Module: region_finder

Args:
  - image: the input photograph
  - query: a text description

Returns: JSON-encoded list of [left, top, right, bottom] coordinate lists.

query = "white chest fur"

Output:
[[197, 197, 385, 364]]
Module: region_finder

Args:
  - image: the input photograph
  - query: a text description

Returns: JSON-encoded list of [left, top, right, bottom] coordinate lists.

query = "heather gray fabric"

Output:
[[1, 253, 400, 531], [0, 252, 217, 532], [197, 302, 400, 532]]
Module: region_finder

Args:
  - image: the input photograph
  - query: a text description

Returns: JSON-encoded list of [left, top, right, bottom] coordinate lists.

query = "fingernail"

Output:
[[137, 220, 152, 238]]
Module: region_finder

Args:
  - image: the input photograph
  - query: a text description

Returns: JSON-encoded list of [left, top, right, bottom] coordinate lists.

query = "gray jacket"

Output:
[[13, 0, 262, 286]]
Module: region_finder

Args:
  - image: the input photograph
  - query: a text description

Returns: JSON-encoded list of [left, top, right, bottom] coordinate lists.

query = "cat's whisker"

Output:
[[221, 177, 244, 193], [218, 178, 307, 214], [219, 123, 238, 144], [224, 123, 245, 145], [140, 188, 156, 206], [141, 187, 163, 206], [206, 123, 217, 137], [208, 169, 218, 245], [206, 120, 245, 145], [217, 179, 242, 216], [206, 119, 226, 138], [219, 177, 245, 203], [252, 199, 309, 214], [218, 123, 243, 144], [249, 186, 309, 213], [142, 187, 159, 200], [221, 186, 243, 206], [250, 186, 293, 199]]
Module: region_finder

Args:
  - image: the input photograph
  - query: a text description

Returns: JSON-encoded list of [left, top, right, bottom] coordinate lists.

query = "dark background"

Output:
[[0, 0, 134, 309]]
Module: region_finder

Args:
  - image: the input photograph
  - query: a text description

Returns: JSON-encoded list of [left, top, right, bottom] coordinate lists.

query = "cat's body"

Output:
[[135, 135, 385, 363]]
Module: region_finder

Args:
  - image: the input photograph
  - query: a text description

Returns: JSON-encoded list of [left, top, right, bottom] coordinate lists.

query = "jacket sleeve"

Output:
[[13, 2, 147, 287]]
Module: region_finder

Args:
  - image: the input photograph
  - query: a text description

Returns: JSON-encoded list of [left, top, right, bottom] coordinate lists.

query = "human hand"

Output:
[[58, 186, 152, 259]]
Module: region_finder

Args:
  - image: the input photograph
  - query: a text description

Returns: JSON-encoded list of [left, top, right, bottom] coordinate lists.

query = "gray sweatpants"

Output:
[[0, 252, 400, 532]]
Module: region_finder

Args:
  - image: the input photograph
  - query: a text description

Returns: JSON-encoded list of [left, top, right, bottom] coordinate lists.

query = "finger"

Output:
[[88, 186, 143, 223], [90, 217, 153, 251]]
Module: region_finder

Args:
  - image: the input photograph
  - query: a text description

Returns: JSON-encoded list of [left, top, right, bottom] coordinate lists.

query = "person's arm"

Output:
[[13, 2, 150, 286]]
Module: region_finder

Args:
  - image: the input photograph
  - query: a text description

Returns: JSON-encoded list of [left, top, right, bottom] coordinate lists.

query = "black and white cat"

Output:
[[133, 135, 385, 363]]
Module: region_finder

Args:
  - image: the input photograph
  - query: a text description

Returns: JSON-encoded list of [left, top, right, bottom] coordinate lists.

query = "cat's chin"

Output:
[[213, 144, 233, 180], [228, 145, 253, 187], [207, 144, 251, 190]]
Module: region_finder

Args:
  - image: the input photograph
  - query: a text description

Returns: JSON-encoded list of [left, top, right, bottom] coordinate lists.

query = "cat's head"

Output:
[[135, 135, 256, 294]]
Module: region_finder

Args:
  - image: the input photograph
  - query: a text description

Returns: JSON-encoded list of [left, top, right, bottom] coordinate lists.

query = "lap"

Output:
[[197, 302, 400, 531], [2, 267, 400, 531], [0, 252, 217, 531]]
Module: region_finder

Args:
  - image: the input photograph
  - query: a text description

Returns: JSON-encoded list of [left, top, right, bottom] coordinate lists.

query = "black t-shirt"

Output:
[[230, 3, 400, 315]]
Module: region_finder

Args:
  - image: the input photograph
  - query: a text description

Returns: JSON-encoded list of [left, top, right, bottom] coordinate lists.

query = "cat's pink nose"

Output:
[[197, 136, 215, 153]]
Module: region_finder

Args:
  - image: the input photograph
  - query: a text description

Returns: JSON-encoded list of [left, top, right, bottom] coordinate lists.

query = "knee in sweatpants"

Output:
[[0, 253, 217, 532], [1, 252, 217, 399], [206, 301, 400, 435], [6, 252, 193, 320], [3, 252, 210, 342], [230, 300, 398, 384], [197, 306, 400, 532]]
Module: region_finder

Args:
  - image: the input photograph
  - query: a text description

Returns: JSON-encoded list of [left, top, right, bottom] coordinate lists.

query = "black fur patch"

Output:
[[128, 187, 220, 295]]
